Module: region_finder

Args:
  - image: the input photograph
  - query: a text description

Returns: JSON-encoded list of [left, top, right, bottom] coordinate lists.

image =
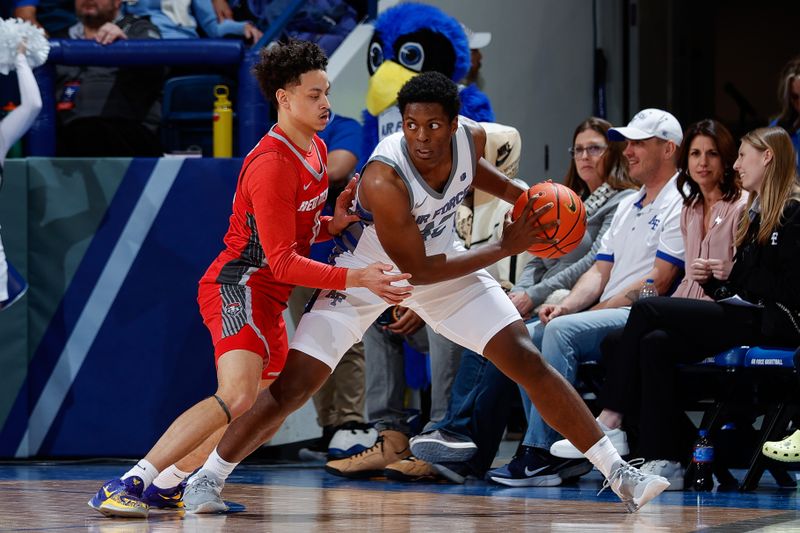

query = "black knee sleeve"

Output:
[[213, 394, 232, 424]]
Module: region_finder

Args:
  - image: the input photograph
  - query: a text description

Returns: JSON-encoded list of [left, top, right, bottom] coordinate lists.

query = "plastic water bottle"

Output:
[[639, 278, 658, 299], [689, 429, 715, 491]]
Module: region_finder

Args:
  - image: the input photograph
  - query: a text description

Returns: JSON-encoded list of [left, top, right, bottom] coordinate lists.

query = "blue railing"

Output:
[[26, 0, 377, 157], [30, 39, 266, 157]]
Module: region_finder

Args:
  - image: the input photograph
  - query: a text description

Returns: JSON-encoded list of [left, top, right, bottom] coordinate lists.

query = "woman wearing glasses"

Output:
[[509, 117, 638, 319]]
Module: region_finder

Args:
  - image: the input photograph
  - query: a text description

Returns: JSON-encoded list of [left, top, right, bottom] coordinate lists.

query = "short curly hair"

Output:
[[397, 71, 460, 120], [252, 40, 328, 107]]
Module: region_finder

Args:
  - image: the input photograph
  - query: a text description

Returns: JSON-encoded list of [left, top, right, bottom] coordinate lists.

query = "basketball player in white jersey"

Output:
[[183, 72, 670, 513]]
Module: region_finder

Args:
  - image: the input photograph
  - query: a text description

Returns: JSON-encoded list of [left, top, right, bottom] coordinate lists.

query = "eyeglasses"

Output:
[[569, 145, 607, 158]]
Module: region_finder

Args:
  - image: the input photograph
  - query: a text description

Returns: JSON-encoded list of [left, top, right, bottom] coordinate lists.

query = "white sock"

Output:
[[121, 459, 158, 489], [152, 464, 192, 490], [196, 448, 239, 484], [596, 418, 612, 432], [583, 436, 622, 479]]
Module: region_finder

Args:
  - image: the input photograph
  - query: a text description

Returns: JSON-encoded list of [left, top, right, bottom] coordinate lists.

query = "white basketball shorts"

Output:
[[289, 267, 521, 370]]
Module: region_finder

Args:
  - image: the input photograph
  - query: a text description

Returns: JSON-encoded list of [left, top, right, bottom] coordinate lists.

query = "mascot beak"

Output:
[[366, 61, 418, 116]]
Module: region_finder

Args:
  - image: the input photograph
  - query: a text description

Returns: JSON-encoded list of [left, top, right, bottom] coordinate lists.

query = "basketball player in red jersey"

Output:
[[88, 40, 412, 518]]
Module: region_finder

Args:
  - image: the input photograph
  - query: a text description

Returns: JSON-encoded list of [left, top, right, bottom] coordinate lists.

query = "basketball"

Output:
[[512, 181, 587, 259]]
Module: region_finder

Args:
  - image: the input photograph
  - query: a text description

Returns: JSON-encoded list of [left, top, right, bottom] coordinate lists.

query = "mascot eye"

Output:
[[368, 42, 384, 74], [398, 42, 424, 72]]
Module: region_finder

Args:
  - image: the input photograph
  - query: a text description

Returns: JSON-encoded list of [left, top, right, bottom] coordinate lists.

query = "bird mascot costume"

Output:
[[361, 2, 495, 163]]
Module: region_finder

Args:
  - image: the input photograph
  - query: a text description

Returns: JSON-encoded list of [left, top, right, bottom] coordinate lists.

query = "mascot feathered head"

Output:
[[365, 2, 470, 116]]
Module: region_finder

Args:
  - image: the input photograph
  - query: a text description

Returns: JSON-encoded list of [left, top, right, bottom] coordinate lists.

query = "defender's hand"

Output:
[[329, 176, 361, 235], [348, 262, 413, 305]]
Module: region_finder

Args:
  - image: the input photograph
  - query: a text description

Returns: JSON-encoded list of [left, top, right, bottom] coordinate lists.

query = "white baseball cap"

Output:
[[608, 108, 683, 145], [461, 24, 492, 50]]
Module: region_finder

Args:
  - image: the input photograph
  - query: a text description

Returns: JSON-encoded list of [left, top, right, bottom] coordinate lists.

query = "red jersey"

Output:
[[200, 125, 348, 305]]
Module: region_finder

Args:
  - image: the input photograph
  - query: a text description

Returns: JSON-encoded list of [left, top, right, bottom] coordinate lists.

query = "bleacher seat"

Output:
[[577, 344, 799, 491], [161, 75, 237, 156], [689, 345, 799, 491]]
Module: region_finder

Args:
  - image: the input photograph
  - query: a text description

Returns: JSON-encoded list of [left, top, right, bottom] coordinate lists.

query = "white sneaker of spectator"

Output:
[[640, 459, 684, 491], [550, 419, 629, 459], [328, 422, 379, 459]]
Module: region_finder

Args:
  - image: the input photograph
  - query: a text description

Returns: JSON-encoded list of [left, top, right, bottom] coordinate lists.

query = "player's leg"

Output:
[[183, 286, 386, 512], [143, 376, 275, 510], [88, 349, 262, 517], [413, 272, 669, 512], [484, 321, 668, 511], [181, 349, 334, 513]]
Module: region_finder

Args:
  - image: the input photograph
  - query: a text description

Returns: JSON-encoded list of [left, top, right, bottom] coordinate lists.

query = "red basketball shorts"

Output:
[[198, 282, 288, 380]]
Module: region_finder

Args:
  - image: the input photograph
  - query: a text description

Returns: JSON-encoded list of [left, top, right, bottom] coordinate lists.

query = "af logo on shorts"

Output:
[[326, 290, 346, 307], [224, 302, 243, 315]]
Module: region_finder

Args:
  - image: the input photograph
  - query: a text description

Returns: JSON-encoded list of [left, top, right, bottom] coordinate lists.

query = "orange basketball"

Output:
[[512, 180, 587, 259]]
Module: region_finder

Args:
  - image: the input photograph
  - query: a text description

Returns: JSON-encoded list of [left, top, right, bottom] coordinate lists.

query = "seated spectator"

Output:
[[54, 0, 164, 157], [553, 125, 800, 489], [460, 24, 490, 87], [411, 109, 686, 486], [13, 0, 76, 35], [125, 0, 262, 43], [209, 0, 357, 53], [407, 117, 638, 482], [770, 56, 800, 173], [550, 119, 748, 490]]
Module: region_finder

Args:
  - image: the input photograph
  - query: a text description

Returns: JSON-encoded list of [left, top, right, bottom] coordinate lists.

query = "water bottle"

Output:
[[639, 278, 658, 299], [689, 429, 715, 491], [212, 85, 233, 157]]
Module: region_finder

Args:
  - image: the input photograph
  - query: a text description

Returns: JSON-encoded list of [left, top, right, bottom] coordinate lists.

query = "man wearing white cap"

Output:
[[461, 24, 491, 86], [472, 108, 688, 487]]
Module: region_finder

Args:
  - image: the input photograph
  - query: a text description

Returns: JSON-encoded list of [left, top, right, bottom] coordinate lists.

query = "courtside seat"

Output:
[[734, 346, 800, 490], [744, 346, 797, 368], [161, 75, 237, 156]]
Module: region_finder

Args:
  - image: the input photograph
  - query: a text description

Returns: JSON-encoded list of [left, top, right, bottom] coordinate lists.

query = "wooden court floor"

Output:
[[0, 462, 799, 532]]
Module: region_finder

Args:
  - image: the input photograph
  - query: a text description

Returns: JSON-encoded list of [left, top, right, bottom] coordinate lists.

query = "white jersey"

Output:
[[335, 122, 476, 266], [292, 121, 520, 369]]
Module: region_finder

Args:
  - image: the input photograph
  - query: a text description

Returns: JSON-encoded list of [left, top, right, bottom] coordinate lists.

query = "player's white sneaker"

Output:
[[183, 471, 228, 514], [601, 459, 670, 513]]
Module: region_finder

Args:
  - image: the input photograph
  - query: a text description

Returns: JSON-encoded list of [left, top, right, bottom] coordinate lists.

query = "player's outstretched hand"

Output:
[[500, 193, 557, 256], [329, 176, 361, 235], [348, 262, 413, 304]]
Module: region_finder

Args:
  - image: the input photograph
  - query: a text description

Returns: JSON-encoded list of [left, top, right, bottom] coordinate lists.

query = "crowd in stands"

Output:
[[2, 0, 800, 498]]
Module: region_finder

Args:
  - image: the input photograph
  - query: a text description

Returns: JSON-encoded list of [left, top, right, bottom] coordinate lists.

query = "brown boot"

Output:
[[384, 456, 441, 482], [325, 430, 411, 479]]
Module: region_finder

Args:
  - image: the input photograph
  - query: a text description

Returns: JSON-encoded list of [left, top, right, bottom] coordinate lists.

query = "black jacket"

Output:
[[704, 199, 800, 344]]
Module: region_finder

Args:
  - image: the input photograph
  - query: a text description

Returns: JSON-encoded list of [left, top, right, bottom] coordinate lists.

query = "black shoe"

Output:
[[485, 446, 592, 487]]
